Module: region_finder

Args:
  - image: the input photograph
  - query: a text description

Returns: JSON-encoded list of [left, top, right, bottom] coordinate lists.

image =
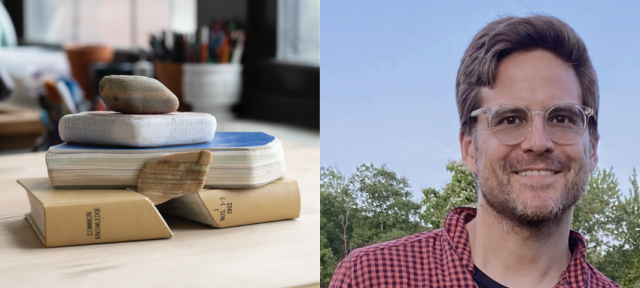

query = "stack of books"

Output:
[[18, 76, 301, 248]]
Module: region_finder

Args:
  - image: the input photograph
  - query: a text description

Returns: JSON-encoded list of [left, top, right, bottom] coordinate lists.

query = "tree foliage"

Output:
[[320, 164, 424, 287], [572, 167, 620, 260], [320, 167, 353, 287], [590, 168, 640, 287], [320, 167, 354, 259], [420, 161, 476, 229], [349, 164, 422, 238]]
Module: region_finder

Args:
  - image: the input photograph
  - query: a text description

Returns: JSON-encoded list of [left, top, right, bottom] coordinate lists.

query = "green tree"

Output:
[[572, 167, 620, 261], [320, 164, 424, 287], [320, 166, 357, 287], [601, 168, 640, 287], [570, 167, 640, 287], [420, 161, 477, 229], [320, 167, 355, 259], [320, 215, 339, 287], [348, 163, 423, 247]]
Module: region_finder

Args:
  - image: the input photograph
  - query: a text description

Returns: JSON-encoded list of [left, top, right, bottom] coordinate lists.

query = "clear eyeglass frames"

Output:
[[469, 103, 594, 145]]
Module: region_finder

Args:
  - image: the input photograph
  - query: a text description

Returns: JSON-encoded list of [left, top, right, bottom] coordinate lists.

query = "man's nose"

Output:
[[520, 112, 554, 154]]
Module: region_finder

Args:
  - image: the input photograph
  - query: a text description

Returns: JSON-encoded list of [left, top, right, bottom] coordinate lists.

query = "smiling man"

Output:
[[329, 15, 620, 287]]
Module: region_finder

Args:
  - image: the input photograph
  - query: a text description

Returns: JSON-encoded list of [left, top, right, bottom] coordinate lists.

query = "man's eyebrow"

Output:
[[494, 107, 523, 113]]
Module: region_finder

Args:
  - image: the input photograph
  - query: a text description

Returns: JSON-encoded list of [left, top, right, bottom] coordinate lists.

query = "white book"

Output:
[[59, 111, 216, 147]]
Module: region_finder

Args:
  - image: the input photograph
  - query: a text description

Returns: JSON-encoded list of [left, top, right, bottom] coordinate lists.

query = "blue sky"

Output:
[[321, 0, 640, 199]]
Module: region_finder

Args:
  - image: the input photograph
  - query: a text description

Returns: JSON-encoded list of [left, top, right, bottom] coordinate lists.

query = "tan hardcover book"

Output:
[[157, 178, 301, 228], [19, 178, 173, 248]]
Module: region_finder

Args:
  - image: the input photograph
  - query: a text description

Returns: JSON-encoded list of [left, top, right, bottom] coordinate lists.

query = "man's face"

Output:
[[460, 49, 598, 224]]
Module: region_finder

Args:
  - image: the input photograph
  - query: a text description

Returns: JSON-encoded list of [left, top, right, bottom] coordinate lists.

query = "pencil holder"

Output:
[[64, 44, 114, 100], [182, 63, 242, 119]]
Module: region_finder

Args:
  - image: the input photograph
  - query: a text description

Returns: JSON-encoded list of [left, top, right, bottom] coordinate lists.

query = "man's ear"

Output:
[[589, 135, 599, 173], [460, 130, 477, 173]]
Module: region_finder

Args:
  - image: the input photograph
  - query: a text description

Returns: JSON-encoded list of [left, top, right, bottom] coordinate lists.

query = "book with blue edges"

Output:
[[46, 132, 286, 189]]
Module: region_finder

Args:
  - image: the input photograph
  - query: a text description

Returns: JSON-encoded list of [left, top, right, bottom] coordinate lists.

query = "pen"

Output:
[[200, 26, 209, 63]]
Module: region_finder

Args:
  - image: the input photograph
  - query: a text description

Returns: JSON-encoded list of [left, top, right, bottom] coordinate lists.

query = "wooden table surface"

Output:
[[0, 103, 45, 151], [0, 120, 320, 288]]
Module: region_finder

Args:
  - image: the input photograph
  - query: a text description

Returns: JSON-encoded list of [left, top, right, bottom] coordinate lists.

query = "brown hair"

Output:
[[456, 15, 599, 141]]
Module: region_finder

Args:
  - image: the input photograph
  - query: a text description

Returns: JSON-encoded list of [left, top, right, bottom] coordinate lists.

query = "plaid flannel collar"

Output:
[[443, 207, 592, 287]]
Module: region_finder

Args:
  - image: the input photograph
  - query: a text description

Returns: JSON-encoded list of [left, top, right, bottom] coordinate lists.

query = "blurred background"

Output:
[[0, 0, 319, 154]]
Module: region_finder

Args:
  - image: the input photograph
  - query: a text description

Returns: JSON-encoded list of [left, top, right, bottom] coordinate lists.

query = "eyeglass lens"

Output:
[[489, 105, 587, 144]]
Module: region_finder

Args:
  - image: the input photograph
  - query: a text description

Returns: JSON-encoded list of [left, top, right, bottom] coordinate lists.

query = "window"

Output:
[[277, 0, 319, 64], [24, 0, 196, 49]]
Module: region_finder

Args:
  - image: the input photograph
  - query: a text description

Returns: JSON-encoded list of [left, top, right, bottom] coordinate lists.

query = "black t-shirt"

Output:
[[473, 265, 509, 288]]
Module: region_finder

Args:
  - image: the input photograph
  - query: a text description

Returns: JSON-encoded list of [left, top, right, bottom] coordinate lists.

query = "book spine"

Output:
[[200, 179, 301, 228], [43, 198, 172, 247], [25, 191, 46, 243]]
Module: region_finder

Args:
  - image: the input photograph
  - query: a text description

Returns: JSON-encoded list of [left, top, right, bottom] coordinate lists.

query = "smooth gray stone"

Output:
[[99, 75, 179, 114]]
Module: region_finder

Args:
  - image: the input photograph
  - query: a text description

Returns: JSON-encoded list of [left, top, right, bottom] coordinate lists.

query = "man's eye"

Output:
[[549, 114, 581, 125], [552, 115, 568, 123], [496, 116, 523, 125]]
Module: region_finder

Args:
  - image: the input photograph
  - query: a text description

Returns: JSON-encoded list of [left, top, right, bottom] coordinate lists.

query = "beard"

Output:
[[476, 151, 589, 229]]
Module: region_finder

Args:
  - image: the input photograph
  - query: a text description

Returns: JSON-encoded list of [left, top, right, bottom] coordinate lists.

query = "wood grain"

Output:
[[138, 150, 212, 205]]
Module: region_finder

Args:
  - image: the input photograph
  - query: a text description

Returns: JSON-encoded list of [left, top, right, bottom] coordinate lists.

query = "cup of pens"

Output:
[[150, 20, 245, 119]]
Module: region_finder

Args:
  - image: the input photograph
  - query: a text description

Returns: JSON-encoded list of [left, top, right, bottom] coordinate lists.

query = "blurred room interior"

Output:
[[0, 0, 319, 154]]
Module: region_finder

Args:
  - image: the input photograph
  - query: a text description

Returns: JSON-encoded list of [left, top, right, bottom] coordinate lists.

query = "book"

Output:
[[19, 178, 173, 248], [45, 131, 286, 189], [59, 111, 216, 147], [157, 178, 300, 228]]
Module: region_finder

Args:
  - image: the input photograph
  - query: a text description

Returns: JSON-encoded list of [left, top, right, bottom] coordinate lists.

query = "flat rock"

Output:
[[99, 75, 179, 114], [137, 150, 212, 205]]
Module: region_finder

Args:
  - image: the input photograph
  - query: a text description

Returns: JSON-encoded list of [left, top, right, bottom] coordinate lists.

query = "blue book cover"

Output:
[[49, 132, 277, 153]]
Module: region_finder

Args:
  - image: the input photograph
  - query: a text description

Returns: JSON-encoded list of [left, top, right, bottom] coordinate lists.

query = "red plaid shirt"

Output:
[[329, 207, 619, 288]]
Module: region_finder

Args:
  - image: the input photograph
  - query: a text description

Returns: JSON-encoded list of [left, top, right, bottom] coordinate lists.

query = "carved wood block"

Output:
[[137, 150, 212, 205]]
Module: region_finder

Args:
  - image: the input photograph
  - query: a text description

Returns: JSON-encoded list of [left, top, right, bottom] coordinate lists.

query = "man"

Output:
[[329, 15, 619, 287]]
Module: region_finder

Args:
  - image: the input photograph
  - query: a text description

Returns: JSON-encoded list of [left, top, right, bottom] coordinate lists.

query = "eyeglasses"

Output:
[[470, 103, 594, 145]]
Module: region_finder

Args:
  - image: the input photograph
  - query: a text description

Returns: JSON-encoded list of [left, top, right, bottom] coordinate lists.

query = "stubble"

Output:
[[475, 150, 589, 234]]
